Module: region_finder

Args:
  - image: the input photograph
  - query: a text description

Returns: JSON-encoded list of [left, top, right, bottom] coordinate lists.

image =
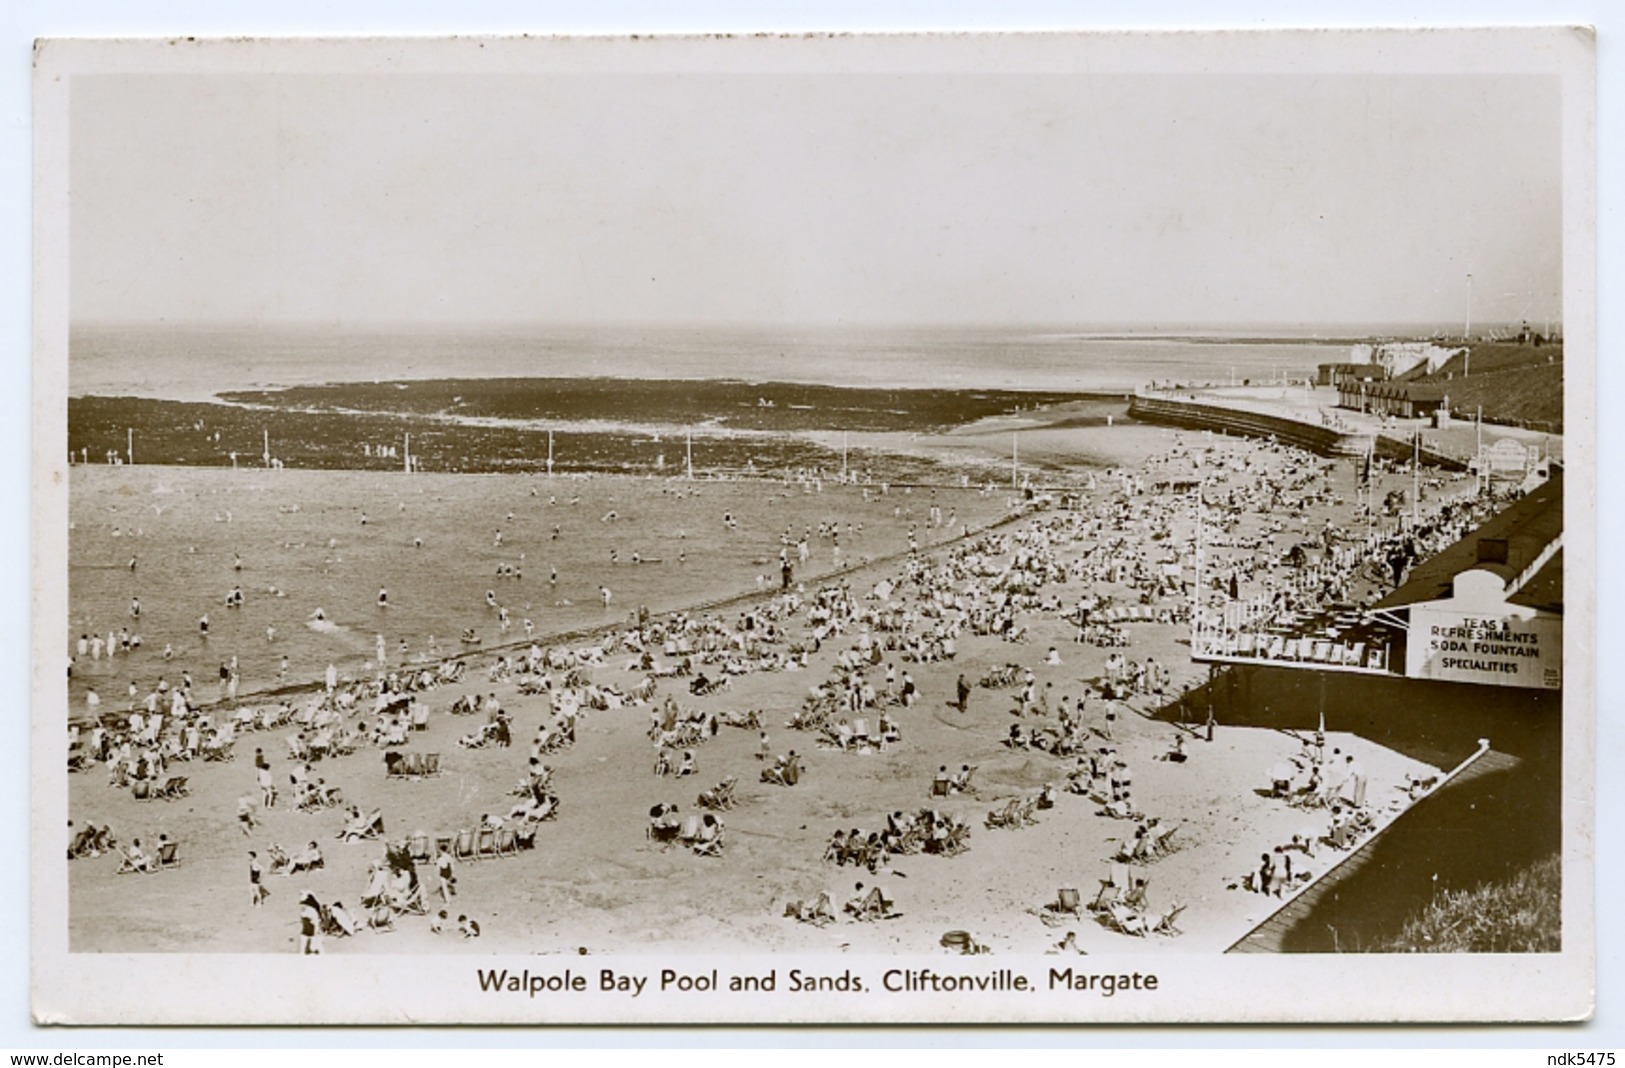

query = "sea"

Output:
[[68, 323, 1385, 401]]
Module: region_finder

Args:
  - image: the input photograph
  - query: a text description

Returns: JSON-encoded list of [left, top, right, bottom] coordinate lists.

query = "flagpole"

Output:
[[1412, 428, 1421, 527], [1192, 479, 1204, 653]]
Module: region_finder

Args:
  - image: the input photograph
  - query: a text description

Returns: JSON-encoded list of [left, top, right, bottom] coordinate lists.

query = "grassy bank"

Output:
[[1406, 342, 1564, 434], [1377, 854, 1561, 953]]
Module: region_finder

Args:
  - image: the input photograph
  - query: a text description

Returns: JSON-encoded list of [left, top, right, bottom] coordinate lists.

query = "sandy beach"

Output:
[[65, 416, 1464, 957]]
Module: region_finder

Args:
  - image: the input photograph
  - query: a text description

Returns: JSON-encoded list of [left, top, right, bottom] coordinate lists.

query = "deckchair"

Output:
[[422, 753, 441, 777], [845, 885, 896, 922], [131, 778, 155, 802], [158, 776, 188, 800], [692, 820, 725, 857], [494, 827, 519, 858], [985, 800, 1020, 829], [930, 775, 950, 798], [359, 810, 385, 839], [406, 833, 430, 862], [115, 847, 147, 875], [155, 841, 181, 869], [391, 881, 428, 916], [941, 823, 971, 856], [1102, 900, 1149, 937], [1150, 902, 1186, 937], [475, 826, 499, 859], [1054, 887, 1084, 918], [1092, 863, 1131, 910]]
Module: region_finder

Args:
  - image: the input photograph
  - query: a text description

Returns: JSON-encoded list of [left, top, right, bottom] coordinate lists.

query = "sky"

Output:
[[68, 58, 1565, 332]]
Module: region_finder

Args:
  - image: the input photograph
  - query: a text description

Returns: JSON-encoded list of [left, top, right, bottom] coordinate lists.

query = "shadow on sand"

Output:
[[1152, 663, 1561, 952]]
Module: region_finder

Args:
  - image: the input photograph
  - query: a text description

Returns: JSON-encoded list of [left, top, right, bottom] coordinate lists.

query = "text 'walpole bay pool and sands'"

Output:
[[476, 966, 1160, 998]]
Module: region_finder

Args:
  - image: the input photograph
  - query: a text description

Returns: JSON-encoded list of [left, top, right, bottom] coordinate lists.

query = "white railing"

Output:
[[1190, 623, 1391, 674]]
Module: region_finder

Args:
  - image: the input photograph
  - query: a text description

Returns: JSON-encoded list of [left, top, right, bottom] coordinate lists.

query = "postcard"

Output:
[[31, 28, 1595, 1024]]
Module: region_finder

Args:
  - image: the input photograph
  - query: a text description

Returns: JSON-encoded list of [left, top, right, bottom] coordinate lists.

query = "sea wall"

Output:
[[1127, 394, 1373, 458]]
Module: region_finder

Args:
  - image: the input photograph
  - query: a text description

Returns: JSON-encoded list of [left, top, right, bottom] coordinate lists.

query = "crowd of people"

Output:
[[68, 426, 1518, 953]]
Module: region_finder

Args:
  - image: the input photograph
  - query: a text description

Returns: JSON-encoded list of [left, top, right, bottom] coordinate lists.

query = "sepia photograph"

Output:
[[30, 27, 1595, 1024]]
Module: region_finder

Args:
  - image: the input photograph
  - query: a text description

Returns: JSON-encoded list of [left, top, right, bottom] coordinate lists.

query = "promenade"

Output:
[[1132, 384, 1563, 468]]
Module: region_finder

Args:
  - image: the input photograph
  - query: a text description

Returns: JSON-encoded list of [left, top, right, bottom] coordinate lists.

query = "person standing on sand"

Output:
[[600, 586, 612, 609], [249, 851, 268, 907], [435, 844, 457, 903], [956, 674, 971, 714], [257, 756, 276, 808], [299, 893, 323, 954]]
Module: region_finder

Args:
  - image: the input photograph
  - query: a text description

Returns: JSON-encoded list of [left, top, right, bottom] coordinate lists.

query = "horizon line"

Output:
[[68, 317, 1557, 337]]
